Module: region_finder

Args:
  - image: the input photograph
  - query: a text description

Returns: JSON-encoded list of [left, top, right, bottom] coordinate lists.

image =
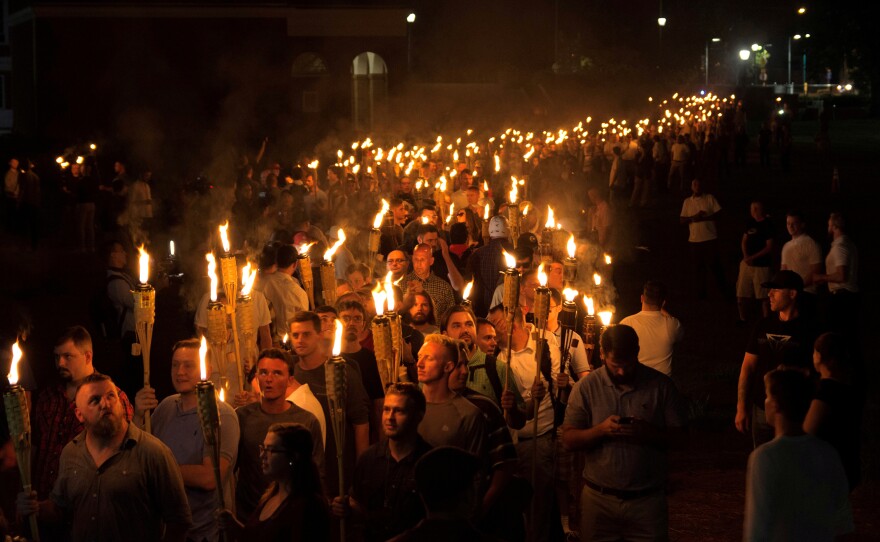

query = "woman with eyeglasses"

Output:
[[220, 423, 330, 541]]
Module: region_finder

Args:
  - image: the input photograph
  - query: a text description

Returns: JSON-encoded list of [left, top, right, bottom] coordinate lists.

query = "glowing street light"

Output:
[[798, 7, 806, 14], [406, 12, 415, 23], [739, 49, 751, 61], [751, 43, 761, 52], [657, 17, 667, 27]]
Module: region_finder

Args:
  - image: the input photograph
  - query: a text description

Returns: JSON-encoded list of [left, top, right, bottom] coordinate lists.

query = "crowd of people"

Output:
[[0, 91, 865, 541]]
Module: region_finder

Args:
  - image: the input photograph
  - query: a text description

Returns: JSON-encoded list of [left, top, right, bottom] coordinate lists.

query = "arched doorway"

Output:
[[351, 52, 388, 131]]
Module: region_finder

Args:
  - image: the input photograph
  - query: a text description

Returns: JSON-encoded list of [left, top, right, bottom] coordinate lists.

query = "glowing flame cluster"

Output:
[[384, 272, 396, 311], [332, 319, 344, 357], [537, 263, 548, 287], [567, 234, 576, 259], [199, 336, 208, 381], [463, 280, 474, 300], [219, 221, 231, 253], [7, 341, 22, 385], [509, 177, 518, 204], [372, 283, 387, 316], [545, 206, 556, 228], [503, 250, 517, 269], [583, 295, 595, 316], [563, 288, 578, 302], [241, 262, 257, 296]]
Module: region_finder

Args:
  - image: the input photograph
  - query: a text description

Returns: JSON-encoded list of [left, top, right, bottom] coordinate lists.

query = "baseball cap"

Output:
[[762, 270, 804, 291], [517, 232, 539, 252], [488, 216, 510, 239]]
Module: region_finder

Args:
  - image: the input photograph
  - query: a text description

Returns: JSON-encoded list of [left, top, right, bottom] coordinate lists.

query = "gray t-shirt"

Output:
[[418, 393, 487, 458], [152, 394, 239, 542], [234, 401, 324, 520], [563, 365, 686, 491]]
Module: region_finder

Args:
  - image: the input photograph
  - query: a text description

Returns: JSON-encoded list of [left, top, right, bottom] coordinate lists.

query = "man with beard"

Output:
[[32, 327, 134, 507], [562, 325, 686, 541], [17, 373, 192, 542], [406, 293, 439, 335], [330, 383, 432, 542], [441, 305, 525, 428], [338, 300, 386, 440], [404, 244, 456, 324]]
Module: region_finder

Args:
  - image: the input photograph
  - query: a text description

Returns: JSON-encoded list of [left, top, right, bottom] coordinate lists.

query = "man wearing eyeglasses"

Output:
[[235, 348, 325, 520], [417, 223, 467, 292], [385, 250, 409, 282]]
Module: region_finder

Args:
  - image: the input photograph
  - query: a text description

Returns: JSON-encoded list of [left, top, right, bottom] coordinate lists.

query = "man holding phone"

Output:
[[561, 325, 687, 541]]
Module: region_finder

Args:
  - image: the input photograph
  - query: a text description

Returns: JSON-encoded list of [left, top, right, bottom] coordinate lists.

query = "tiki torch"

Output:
[[205, 253, 229, 389], [326, 320, 348, 541], [508, 178, 520, 248], [370, 285, 393, 389], [530, 264, 552, 517], [564, 234, 578, 287], [541, 206, 556, 264], [552, 225, 568, 260], [481, 204, 491, 245], [582, 295, 598, 369], [368, 199, 389, 280], [461, 280, 474, 308], [321, 229, 347, 306], [236, 263, 258, 388], [132, 245, 155, 433], [297, 242, 317, 310], [218, 222, 245, 393], [558, 288, 579, 402], [195, 337, 227, 542], [501, 251, 521, 394], [5, 342, 40, 542], [384, 272, 404, 383]]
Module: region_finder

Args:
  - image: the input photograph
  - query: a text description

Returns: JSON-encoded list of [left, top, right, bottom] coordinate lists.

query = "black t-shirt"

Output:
[[343, 348, 385, 402], [814, 378, 864, 490], [746, 315, 815, 406], [744, 217, 773, 267]]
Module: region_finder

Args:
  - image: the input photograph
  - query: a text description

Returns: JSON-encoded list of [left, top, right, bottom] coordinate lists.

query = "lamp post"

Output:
[[406, 12, 415, 73], [738, 49, 751, 86], [705, 37, 720, 87]]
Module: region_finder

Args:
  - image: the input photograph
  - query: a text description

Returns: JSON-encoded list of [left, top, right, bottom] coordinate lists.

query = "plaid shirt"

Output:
[[32, 383, 133, 498], [403, 271, 456, 324]]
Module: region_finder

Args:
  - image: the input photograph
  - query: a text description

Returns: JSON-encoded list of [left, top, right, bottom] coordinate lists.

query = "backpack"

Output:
[[89, 274, 132, 341]]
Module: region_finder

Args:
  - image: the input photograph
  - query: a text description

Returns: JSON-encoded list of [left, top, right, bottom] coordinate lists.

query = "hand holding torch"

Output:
[[132, 246, 155, 433], [327, 320, 348, 541], [196, 337, 227, 542], [5, 342, 40, 541]]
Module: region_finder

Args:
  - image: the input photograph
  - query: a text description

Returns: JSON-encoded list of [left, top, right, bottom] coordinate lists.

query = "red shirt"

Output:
[[32, 383, 133, 498]]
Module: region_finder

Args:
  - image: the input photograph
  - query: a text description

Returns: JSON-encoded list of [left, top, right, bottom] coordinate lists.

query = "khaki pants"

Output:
[[580, 485, 668, 542]]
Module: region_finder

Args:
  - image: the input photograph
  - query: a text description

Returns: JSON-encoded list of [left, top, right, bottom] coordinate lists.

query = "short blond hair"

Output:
[[422, 334, 460, 365]]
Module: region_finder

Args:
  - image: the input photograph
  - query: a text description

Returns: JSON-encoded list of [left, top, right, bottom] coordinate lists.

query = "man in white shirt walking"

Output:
[[620, 281, 683, 376], [680, 179, 727, 299]]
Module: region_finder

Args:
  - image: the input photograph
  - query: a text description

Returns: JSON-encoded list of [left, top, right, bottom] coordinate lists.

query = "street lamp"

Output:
[[798, 7, 806, 14], [406, 13, 416, 72], [788, 33, 811, 95], [657, 17, 667, 26], [739, 49, 751, 61], [705, 38, 721, 87], [751, 43, 761, 52]]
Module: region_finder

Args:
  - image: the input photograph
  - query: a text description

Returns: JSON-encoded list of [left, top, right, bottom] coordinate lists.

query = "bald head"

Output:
[[412, 244, 434, 277]]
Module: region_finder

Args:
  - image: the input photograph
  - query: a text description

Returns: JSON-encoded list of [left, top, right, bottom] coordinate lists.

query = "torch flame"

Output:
[[241, 263, 257, 296], [422, 216, 430, 225], [484, 203, 490, 220], [604, 253, 612, 265], [563, 288, 578, 302], [567, 234, 576, 258], [324, 229, 347, 261], [483, 180, 489, 192], [522, 204, 530, 216], [219, 221, 231, 253], [219, 387, 225, 402], [332, 319, 343, 357], [137, 245, 150, 284], [384, 272, 396, 312], [446, 203, 455, 224], [372, 199, 390, 228], [169, 240, 175, 257], [282, 333, 289, 345], [494, 154, 501, 172], [537, 263, 548, 287], [307, 160, 319, 169], [372, 283, 387, 316], [296, 241, 317, 256], [584, 295, 595, 316], [7, 341, 22, 385], [598, 311, 613, 326], [545, 206, 556, 228], [463, 280, 474, 300], [199, 336, 208, 381], [509, 178, 518, 204], [503, 250, 516, 269], [593, 273, 602, 286], [206, 253, 218, 302]]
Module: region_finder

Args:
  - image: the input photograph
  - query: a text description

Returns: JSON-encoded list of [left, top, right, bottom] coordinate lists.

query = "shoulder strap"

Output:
[[484, 355, 504, 403]]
